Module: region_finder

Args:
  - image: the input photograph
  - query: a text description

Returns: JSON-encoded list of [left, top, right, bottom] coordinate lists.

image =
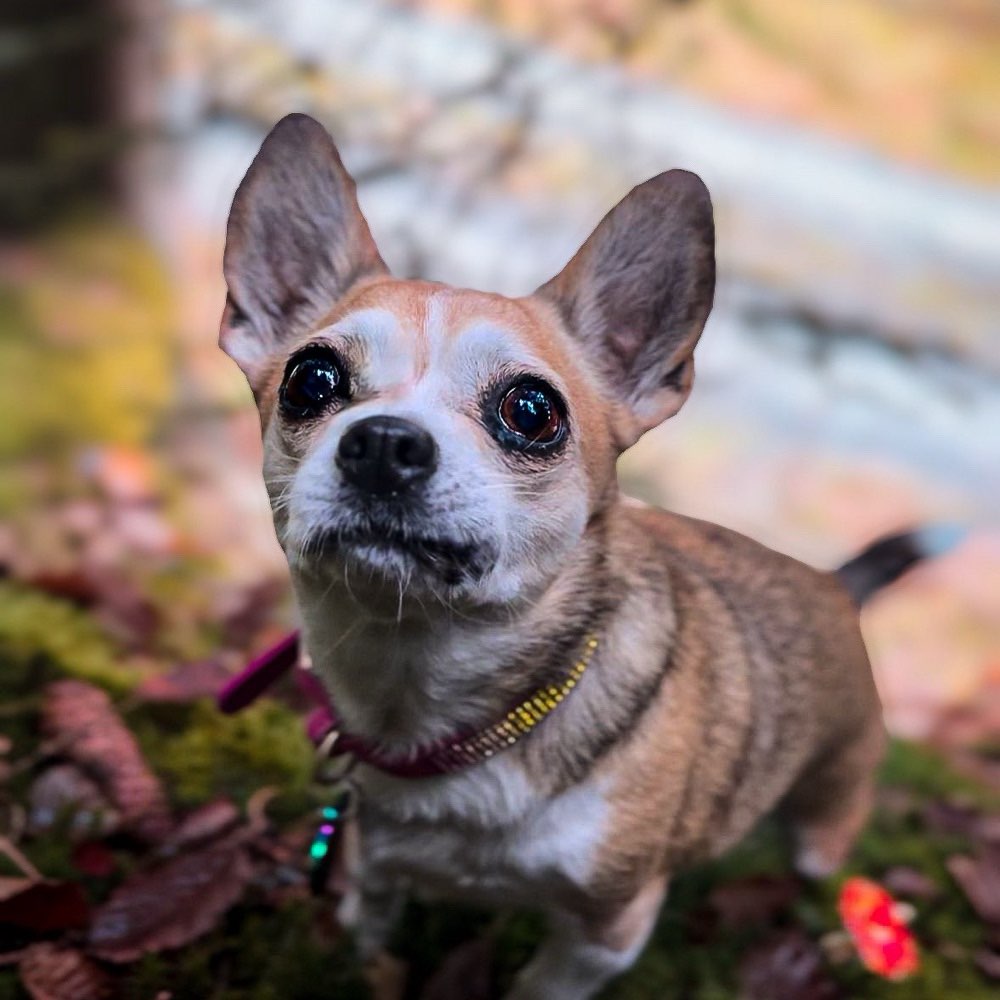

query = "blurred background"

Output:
[[0, 1, 998, 996], [3, 0, 997, 737]]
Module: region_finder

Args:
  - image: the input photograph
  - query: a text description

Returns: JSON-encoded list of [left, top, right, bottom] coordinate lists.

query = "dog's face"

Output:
[[221, 115, 714, 607]]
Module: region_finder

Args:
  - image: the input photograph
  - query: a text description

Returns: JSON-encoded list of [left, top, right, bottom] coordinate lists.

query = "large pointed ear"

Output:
[[221, 114, 388, 390], [536, 170, 714, 446]]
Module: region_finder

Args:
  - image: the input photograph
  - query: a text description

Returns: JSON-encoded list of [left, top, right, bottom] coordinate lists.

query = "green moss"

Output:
[[0, 581, 134, 701], [136, 700, 314, 810], [0, 971, 25, 1000], [880, 739, 998, 807], [120, 904, 366, 1000]]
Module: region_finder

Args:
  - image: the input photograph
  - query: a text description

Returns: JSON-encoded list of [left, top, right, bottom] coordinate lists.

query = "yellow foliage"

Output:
[[0, 222, 175, 459]]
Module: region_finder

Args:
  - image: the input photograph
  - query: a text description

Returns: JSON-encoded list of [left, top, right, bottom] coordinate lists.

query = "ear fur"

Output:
[[536, 170, 715, 446], [220, 114, 388, 389]]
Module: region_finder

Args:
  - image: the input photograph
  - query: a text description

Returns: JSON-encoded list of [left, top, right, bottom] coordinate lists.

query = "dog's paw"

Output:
[[335, 887, 362, 930]]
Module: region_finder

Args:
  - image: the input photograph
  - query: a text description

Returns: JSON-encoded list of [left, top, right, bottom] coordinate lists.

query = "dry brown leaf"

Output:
[[20, 943, 111, 1000], [41, 680, 171, 842], [88, 837, 253, 962]]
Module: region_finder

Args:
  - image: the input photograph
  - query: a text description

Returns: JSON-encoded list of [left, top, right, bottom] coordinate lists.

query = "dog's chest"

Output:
[[359, 767, 610, 907]]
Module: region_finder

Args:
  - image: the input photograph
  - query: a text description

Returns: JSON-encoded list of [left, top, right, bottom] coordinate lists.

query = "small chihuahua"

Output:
[[220, 114, 949, 998]]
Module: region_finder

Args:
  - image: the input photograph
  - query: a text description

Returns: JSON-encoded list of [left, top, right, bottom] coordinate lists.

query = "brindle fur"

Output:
[[220, 114, 887, 1000]]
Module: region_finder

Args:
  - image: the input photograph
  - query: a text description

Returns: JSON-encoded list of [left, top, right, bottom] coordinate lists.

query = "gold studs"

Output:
[[430, 633, 598, 772]]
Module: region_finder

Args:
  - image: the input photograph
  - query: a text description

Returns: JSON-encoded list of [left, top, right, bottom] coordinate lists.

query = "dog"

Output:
[[219, 113, 955, 999]]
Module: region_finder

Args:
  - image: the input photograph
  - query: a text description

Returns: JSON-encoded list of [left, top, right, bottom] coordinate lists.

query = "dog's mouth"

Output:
[[311, 525, 491, 585]]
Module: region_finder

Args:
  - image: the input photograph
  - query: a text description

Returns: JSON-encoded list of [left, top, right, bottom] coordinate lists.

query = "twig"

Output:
[[0, 834, 42, 881]]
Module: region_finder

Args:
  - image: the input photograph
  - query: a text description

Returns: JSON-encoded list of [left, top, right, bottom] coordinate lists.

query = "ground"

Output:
[[0, 211, 996, 1000]]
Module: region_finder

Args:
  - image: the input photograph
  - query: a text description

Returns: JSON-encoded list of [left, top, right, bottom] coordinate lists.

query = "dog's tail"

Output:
[[835, 524, 966, 606]]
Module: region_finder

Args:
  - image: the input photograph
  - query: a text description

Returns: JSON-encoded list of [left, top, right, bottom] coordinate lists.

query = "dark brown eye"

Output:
[[498, 380, 564, 446], [280, 350, 345, 419]]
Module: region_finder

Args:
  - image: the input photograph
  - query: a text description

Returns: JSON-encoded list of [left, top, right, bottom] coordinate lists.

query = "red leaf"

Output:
[[0, 880, 89, 933], [739, 930, 842, 1000], [41, 680, 171, 843], [88, 838, 253, 962], [19, 943, 110, 1000], [24, 571, 102, 607]]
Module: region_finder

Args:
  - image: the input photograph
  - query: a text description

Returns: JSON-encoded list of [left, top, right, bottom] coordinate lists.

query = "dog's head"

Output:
[[221, 114, 714, 607]]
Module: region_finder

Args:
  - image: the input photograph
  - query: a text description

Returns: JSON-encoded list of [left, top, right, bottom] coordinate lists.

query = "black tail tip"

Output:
[[836, 524, 967, 606]]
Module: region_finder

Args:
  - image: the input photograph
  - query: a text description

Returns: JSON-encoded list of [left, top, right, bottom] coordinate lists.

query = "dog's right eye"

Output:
[[280, 350, 345, 419]]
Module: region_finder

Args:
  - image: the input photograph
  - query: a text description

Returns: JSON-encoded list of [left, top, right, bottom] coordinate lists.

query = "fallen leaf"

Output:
[[88, 837, 253, 962], [975, 948, 1000, 980], [24, 571, 102, 607], [89, 570, 160, 649], [158, 799, 240, 855], [924, 800, 993, 842], [217, 577, 286, 650], [26, 567, 159, 649], [739, 929, 841, 1000], [707, 874, 801, 928], [42, 681, 171, 842], [19, 943, 110, 1000], [881, 866, 940, 901], [134, 658, 234, 703], [0, 880, 89, 933], [943, 749, 1000, 793], [420, 936, 494, 1000], [946, 846, 1000, 923]]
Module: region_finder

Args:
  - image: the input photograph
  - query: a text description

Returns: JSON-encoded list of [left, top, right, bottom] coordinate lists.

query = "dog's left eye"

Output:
[[280, 350, 345, 419], [497, 380, 565, 447]]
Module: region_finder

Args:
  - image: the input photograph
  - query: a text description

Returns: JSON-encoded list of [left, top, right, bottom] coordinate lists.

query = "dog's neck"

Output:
[[293, 513, 614, 756]]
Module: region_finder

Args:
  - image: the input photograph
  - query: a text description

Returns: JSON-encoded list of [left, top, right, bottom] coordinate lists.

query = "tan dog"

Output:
[[220, 114, 953, 999]]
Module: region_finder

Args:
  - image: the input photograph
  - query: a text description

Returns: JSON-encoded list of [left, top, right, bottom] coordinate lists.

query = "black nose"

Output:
[[336, 416, 438, 496]]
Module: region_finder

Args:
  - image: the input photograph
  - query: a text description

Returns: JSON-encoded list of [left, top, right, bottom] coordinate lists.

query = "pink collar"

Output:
[[217, 630, 599, 779]]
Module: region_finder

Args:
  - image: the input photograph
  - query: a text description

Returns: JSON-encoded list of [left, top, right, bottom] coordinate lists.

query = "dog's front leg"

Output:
[[335, 821, 406, 961], [338, 871, 406, 961], [504, 877, 667, 1000]]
